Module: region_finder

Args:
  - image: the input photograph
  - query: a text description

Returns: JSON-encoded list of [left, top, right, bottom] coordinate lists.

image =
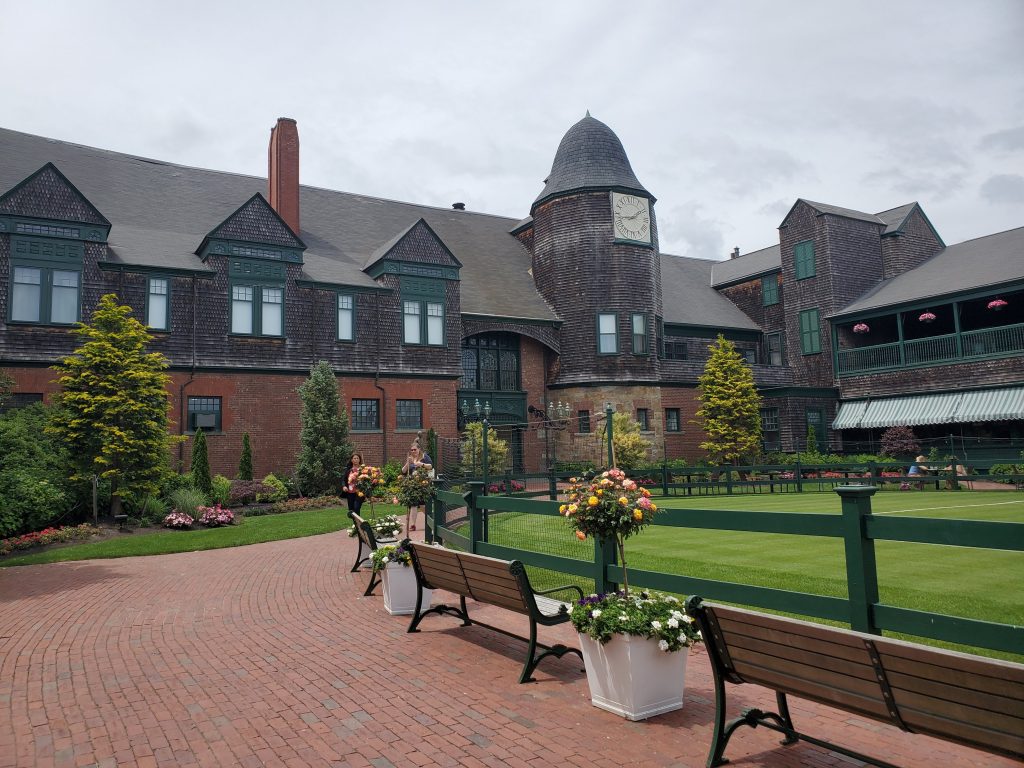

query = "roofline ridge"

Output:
[[946, 224, 1024, 247]]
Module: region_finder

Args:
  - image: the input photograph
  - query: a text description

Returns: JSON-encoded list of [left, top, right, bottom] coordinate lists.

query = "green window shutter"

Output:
[[794, 240, 815, 280], [762, 275, 779, 306], [800, 308, 821, 354]]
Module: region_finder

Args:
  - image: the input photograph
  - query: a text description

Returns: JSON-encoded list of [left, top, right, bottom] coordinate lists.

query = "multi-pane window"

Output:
[[794, 240, 815, 280], [762, 274, 779, 306], [460, 333, 520, 392], [188, 397, 222, 433], [761, 407, 780, 450], [799, 309, 821, 354], [631, 313, 647, 354], [742, 348, 758, 365], [806, 408, 823, 435], [351, 399, 380, 431], [636, 408, 650, 431], [10, 266, 80, 324], [765, 333, 784, 366], [147, 278, 169, 330], [396, 399, 423, 430], [664, 338, 687, 360], [577, 410, 591, 434], [597, 313, 617, 354], [665, 408, 681, 432], [231, 284, 284, 337], [337, 294, 354, 341], [403, 300, 444, 345]]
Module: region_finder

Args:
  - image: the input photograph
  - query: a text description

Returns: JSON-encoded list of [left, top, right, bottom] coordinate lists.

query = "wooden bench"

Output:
[[685, 597, 1024, 767], [348, 511, 396, 596], [406, 541, 584, 683]]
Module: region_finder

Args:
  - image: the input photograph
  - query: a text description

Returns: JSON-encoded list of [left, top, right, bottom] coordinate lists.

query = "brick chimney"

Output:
[[268, 118, 300, 234]]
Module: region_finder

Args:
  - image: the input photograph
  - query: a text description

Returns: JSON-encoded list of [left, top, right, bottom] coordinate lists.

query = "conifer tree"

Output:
[[191, 428, 212, 496], [238, 432, 254, 480], [48, 294, 176, 515], [695, 335, 762, 466], [295, 361, 352, 495]]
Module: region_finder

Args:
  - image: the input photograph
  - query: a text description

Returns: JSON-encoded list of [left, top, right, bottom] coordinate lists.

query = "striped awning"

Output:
[[832, 386, 1024, 430]]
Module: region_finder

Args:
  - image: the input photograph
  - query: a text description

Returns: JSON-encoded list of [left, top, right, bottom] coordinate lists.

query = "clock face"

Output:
[[612, 192, 651, 243]]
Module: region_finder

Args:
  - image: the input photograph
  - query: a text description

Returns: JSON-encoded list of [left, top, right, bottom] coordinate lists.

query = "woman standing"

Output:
[[345, 453, 365, 515], [401, 445, 433, 532]]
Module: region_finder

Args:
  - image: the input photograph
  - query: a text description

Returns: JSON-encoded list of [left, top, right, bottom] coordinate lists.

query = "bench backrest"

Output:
[[409, 543, 531, 616], [349, 512, 380, 551], [689, 599, 1024, 759]]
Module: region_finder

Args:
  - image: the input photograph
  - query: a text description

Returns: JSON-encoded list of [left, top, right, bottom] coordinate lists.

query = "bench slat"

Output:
[[878, 638, 1024, 684], [879, 653, 1024, 701], [713, 608, 866, 650], [893, 687, 1023, 735], [726, 633, 878, 684], [897, 706, 1024, 757], [728, 645, 885, 703], [887, 669, 1024, 716], [713, 615, 871, 665]]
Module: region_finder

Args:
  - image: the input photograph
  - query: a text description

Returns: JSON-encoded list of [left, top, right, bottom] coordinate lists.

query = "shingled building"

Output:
[[1, 116, 1022, 476]]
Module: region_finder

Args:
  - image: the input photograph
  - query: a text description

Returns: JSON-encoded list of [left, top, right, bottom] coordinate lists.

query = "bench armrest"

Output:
[[534, 584, 584, 606]]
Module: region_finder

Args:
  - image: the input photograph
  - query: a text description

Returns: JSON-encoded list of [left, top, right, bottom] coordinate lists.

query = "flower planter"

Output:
[[381, 562, 432, 616], [578, 633, 689, 720]]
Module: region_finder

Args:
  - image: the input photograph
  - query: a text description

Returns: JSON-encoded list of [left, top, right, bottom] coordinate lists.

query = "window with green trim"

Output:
[[460, 333, 519, 391], [794, 240, 815, 280], [765, 332, 784, 366], [337, 294, 354, 341], [147, 277, 170, 331], [665, 408, 681, 432], [806, 408, 823, 432], [799, 309, 821, 354], [761, 407, 780, 450], [188, 396, 222, 433], [636, 408, 650, 431], [9, 265, 80, 325], [664, 338, 687, 360], [597, 313, 617, 354], [351, 399, 380, 431], [231, 284, 284, 337], [762, 274, 779, 305], [396, 399, 423, 430], [403, 300, 444, 345], [578, 410, 591, 434], [631, 313, 648, 354]]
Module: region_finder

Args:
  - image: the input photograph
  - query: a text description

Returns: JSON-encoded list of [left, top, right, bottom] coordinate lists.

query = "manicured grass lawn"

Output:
[[0, 504, 406, 567]]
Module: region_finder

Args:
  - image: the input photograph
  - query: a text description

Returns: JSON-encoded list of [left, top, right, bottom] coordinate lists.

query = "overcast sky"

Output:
[[3, 1, 1022, 259]]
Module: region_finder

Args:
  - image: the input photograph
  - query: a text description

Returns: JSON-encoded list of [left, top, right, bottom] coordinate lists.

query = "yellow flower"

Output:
[[633, 509, 643, 521], [568, 504, 578, 514], [650, 503, 657, 512], [559, 504, 567, 513], [618, 496, 628, 506], [588, 496, 599, 506], [596, 489, 604, 496]]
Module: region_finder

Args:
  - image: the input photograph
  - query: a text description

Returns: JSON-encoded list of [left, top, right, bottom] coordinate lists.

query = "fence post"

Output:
[[548, 465, 557, 500], [725, 467, 733, 495], [466, 481, 484, 554], [427, 478, 444, 544], [662, 461, 669, 497], [836, 485, 880, 635], [594, 536, 617, 595], [868, 460, 878, 486], [795, 459, 803, 493], [504, 469, 512, 495]]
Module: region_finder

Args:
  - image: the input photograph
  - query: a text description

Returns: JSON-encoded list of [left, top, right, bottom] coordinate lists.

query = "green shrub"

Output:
[[262, 495, 344, 516], [190, 429, 212, 496], [257, 473, 288, 503], [381, 458, 403, 485], [0, 470, 69, 537], [987, 464, 1019, 484], [0, 403, 73, 535], [238, 433, 254, 481], [211, 474, 232, 506], [160, 471, 195, 499], [169, 486, 208, 520], [136, 496, 169, 526]]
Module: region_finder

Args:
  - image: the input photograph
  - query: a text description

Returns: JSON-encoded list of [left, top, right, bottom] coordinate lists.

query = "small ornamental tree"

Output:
[[597, 412, 652, 470], [695, 335, 762, 465], [295, 360, 352, 496], [238, 432, 254, 481], [191, 428, 212, 497], [460, 421, 509, 475], [48, 294, 177, 516], [879, 426, 920, 459]]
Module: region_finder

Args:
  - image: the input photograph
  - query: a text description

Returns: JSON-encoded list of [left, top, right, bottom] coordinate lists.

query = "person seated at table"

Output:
[[941, 463, 968, 489], [907, 455, 928, 489]]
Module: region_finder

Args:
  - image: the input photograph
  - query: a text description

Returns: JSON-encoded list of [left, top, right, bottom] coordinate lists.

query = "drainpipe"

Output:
[[177, 276, 198, 472], [373, 292, 388, 463]]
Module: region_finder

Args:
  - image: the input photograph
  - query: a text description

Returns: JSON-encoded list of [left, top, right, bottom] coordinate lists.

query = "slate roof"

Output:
[[797, 199, 885, 225], [833, 226, 1024, 318], [660, 254, 760, 330], [0, 127, 558, 322], [710, 244, 781, 287], [875, 202, 918, 235], [532, 115, 651, 211]]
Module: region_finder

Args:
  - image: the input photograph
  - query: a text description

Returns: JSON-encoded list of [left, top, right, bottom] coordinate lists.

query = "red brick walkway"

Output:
[[0, 531, 1014, 767]]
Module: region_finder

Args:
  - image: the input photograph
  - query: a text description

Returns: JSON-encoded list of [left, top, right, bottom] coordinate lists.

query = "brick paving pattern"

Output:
[[0, 530, 1016, 767]]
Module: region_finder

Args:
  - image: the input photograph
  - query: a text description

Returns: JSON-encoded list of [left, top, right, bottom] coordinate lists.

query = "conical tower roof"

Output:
[[531, 114, 652, 212]]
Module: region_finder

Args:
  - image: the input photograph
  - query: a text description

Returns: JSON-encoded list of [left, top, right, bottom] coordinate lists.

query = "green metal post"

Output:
[[594, 536, 617, 595], [467, 481, 484, 554], [836, 485, 880, 634], [725, 467, 734, 495], [481, 419, 489, 495], [795, 459, 803, 493], [427, 478, 444, 544], [662, 460, 669, 497], [548, 465, 557, 500], [605, 404, 614, 468]]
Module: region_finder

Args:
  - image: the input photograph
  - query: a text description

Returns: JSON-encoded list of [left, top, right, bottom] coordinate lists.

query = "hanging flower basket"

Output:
[[852, 323, 870, 334], [918, 312, 936, 323], [988, 299, 1008, 311]]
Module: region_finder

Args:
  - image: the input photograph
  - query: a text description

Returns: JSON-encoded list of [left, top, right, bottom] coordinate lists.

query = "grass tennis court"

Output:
[[484, 490, 1024, 661]]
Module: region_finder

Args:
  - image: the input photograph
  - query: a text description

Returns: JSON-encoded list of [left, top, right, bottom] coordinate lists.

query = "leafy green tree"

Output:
[[191, 428, 212, 496], [295, 360, 352, 495], [597, 412, 652, 470], [695, 335, 762, 465], [0, 404, 71, 536], [460, 421, 509, 475], [238, 432, 254, 480], [48, 294, 176, 516], [0, 369, 13, 411]]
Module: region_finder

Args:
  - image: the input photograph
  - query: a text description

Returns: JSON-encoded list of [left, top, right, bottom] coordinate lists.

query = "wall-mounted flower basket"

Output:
[[918, 312, 936, 323], [988, 299, 1008, 311], [852, 323, 870, 334]]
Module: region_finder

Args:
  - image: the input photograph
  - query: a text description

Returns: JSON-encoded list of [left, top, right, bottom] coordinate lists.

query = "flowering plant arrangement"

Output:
[[353, 465, 384, 499], [198, 504, 235, 527], [852, 323, 870, 334], [918, 312, 936, 323], [396, 466, 434, 508], [371, 542, 412, 572], [487, 479, 526, 494], [163, 511, 195, 529], [560, 468, 656, 594], [570, 590, 701, 652], [371, 514, 403, 539], [0, 524, 102, 556], [988, 298, 1008, 311]]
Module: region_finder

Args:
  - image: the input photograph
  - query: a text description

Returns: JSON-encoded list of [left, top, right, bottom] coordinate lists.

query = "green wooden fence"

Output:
[[427, 482, 1024, 656]]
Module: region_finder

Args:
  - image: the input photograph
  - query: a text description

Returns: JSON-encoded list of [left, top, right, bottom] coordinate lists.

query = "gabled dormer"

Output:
[[0, 162, 111, 243], [363, 218, 461, 281], [197, 193, 305, 264]]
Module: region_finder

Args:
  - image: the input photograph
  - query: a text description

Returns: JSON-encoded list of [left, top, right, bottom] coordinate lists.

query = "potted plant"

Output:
[[852, 322, 870, 334], [354, 464, 384, 518], [919, 311, 937, 323], [988, 298, 1008, 311], [346, 513, 402, 541], [371, 543, 432, 616], [560, 469, 701, 720], [396, 465, 434, 533]]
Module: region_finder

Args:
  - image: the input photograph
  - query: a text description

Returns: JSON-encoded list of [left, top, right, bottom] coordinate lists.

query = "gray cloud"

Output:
[[980, 174, 1024, 204], [978, 126, 1024, 154]]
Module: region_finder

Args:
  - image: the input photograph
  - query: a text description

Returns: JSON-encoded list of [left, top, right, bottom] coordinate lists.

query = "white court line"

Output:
[[876, 500, 1024, 515]]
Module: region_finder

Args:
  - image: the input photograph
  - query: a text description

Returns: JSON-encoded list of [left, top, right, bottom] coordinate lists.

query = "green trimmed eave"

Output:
[[880, 203, 945, 248], [509, 217, 533, 236], [294, 279, 390, 293], [164, 363, 461, 379], [461, 312, 562, 328], [204, 193, 306, 250], [0, 214, 110, 243], [530, 184, 658, 215], [364, 258, 460, 281], [198, 237, 304, 265], [712, 268, 781, 291], [664, 323, 762, 342], [758, 386, 838, 399], [830, 277, 1024, 324], [98, 261, 216, 278]]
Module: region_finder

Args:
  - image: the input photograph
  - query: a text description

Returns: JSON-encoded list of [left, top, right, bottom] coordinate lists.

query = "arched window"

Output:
[[460, 333, 520, 391]]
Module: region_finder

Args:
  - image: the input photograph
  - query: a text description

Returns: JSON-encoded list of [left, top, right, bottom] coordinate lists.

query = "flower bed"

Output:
[[198, 504, 235, 527], [163, 511, 194, 529], [0, 523, 103, 557]]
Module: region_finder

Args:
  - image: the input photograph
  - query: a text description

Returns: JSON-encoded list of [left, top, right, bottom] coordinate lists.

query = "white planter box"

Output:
[[381, 562, 432, 616], [578, 633, 689, 721]]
